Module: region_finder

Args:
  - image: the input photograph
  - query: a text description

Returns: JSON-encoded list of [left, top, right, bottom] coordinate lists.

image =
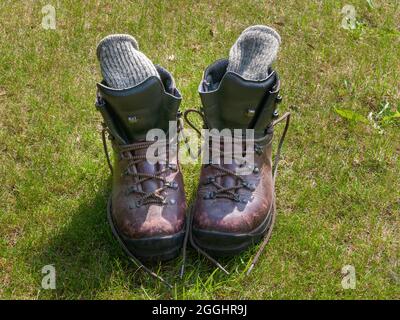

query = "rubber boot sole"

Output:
[[191, 201, 275, 257], [107, 197, 185, 262]]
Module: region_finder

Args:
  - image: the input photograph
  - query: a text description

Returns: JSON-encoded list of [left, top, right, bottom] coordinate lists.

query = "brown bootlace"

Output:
[[204, 143, 259, 202], [120, 142, 176, 207], [102, 127, 177, 207], [101, 123, 183, 288], [183, 109, 291, 276], [183, 109, 259, 201]]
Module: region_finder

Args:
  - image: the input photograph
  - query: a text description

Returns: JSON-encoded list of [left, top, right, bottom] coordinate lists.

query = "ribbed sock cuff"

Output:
[[96, 34, 160, 89], [227, 25, 281, 81]]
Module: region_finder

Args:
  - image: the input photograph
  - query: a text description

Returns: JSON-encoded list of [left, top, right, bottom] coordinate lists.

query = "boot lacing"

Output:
[[183, 108, 291, 276], [102, 127, 178, 207], [203, 138, 262, 202], [101, 124, 183, 288]]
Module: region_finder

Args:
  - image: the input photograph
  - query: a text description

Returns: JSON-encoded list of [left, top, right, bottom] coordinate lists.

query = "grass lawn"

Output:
[[0, 0, 399, 299]]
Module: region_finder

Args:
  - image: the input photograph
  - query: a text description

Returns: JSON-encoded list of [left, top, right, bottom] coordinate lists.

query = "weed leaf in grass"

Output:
[[334, 108, 369, 123], [382, 112, 400, 123]]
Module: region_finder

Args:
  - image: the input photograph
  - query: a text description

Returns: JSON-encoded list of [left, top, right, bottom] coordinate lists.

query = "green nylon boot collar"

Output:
[[198, 59, 281, 138], [96, 65, 182, 144]]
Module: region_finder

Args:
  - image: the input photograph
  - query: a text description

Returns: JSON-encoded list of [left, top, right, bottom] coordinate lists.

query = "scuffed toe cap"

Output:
[[193, 198, 272, 234], [114, 204, 185, 239]]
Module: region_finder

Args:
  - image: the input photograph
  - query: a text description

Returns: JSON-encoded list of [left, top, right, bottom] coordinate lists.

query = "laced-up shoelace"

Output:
[[120, 141, 177, 206], [101, 123, 185, 288], [202, 138, 261, 202], [182, 108, 291, 275]]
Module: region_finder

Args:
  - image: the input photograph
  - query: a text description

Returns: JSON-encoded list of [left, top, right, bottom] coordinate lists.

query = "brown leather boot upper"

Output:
[[109, 139, 186, 239], [191, 59, 281, 253], [193, 133, 274, 234], [96, 66, 186, 247]]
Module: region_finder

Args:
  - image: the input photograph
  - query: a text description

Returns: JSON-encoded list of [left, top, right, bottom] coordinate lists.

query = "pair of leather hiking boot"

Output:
[[95, 32, 290, 285]]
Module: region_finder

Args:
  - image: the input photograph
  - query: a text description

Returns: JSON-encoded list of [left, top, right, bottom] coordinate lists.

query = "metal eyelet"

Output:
[[204, 191, 216, 200], [242, 181, 255, 191], [205, 159, 214, 167], [253, 167, 260, 174], [206, 177, 215, 184], [95, 97, 106, 108], [165, 181, 178, 190], [168, 164, 177, 171], [254, 145, 263, 155]]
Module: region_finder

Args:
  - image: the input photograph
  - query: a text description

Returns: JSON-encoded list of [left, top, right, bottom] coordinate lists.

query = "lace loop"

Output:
[[101, 124, 114, 175]]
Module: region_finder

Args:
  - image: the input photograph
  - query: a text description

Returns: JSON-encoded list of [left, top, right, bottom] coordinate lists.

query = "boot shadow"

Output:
[[28, 178, 178, 298]]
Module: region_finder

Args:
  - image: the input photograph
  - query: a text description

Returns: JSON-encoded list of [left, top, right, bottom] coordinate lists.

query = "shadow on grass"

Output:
[[28, 178, 182, 299], [27, 177, 250, 299]]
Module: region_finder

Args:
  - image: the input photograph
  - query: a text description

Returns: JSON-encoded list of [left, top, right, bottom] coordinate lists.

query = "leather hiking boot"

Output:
[[95, 65, 186, 266], [186, 59, 290, 272]]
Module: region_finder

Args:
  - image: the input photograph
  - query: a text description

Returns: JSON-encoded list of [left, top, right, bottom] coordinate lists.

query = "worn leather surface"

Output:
[[110, 143, 186, 239], [96, 67, 186, 239], [193, 135, 274, 233], [193, 60, 279, 234]]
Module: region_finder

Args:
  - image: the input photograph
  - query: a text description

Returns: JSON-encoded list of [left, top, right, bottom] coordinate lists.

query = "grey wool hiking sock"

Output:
[[227, 25, 281, 81], [96, 34, 160, 89]]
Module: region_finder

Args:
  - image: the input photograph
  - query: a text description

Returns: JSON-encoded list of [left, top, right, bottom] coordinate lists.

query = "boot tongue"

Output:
[[199, 60, 278, 137], [97, 77, 179, 143]]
